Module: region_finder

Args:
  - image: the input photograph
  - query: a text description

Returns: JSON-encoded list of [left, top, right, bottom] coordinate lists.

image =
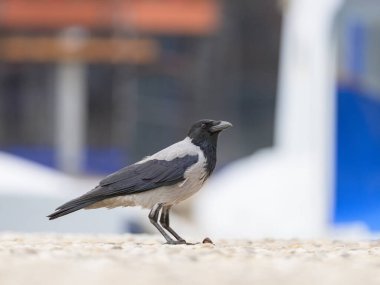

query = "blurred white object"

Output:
[[195, 0, 344, 238], [55, 61, 87, 174], [0, 152, 144, 233], [0, 151, 77, 198]]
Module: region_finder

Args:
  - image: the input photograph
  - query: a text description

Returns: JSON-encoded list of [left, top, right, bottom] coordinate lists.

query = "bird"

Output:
[[48, 119, 232, 244]]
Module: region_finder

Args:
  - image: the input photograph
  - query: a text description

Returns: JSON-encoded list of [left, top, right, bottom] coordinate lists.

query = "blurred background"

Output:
[[0, 0, 379, 239]]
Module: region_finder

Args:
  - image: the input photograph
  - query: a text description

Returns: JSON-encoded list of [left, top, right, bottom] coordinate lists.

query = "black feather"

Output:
[[188, 120, 218, 178], [47, 155, 199, 220]]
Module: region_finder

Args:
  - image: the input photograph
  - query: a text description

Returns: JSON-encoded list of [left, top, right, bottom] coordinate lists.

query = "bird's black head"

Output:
[[187, 119, 232, 147], [187, 119, 232, 178]]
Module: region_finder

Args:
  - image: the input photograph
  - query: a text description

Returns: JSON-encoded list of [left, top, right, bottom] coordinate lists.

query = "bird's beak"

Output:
[[210, 121, 233, 133]]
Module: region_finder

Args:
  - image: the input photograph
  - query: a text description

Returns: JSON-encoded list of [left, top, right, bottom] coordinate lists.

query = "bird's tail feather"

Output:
[[47, 200, 95, 220], [47, 189, 105, 220]]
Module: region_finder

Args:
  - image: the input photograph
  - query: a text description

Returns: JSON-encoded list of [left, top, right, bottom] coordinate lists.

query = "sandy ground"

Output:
[[1, 233, 380, 285]]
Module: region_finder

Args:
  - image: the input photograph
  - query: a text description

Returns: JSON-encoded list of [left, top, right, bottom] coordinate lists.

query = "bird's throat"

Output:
[[191, 135, 218, 178]]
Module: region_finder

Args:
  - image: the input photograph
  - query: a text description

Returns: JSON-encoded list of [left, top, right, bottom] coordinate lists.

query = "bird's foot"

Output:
[[185, 242, 200, 245], [165, 239, 186, 245], [165, 239, 197, 245]]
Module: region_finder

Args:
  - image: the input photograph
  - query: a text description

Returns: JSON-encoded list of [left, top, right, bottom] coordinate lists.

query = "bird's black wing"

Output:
[[47, 155, 198, 219], [99, 154, 199, 193]]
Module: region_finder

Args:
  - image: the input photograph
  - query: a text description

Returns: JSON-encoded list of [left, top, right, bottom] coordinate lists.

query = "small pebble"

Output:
[[202, 237, 214, 244]]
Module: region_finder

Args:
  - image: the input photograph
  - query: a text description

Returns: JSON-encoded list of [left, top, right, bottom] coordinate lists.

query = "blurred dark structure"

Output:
[[0, 0, 281, 174]]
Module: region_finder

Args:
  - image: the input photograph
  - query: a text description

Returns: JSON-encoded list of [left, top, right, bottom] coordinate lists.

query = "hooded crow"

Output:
[[48, 119, 232, 244]]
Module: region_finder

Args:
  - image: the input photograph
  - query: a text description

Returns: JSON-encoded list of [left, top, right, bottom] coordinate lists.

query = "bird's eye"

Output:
[[201, 123, 206, 129]]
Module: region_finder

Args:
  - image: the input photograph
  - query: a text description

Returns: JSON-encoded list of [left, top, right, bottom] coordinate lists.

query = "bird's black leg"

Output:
[[149, 203, 175, 244], [159, 206, 186, 244]]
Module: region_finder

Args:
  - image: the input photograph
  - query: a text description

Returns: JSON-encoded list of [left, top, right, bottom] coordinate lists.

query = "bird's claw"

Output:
[[165, 239, 197, 245]]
